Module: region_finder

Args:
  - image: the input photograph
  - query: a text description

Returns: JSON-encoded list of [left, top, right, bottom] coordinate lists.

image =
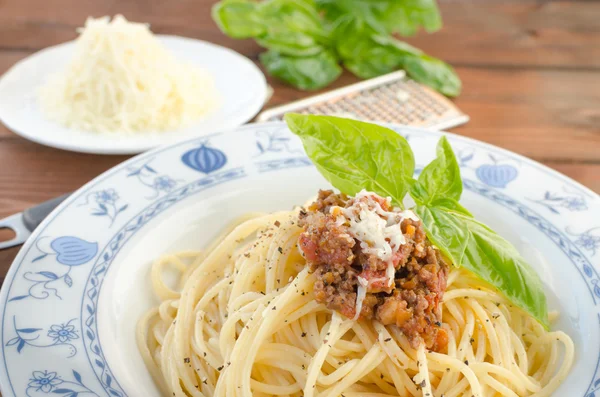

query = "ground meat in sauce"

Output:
[[298, 190, 449, 351]]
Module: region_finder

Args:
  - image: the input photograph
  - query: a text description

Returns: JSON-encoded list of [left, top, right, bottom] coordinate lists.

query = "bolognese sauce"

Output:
[[298, 189, 449, 351]]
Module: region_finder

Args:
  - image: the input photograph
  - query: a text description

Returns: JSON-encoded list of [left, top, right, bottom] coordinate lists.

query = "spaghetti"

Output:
[[137, 207, 573, 397]]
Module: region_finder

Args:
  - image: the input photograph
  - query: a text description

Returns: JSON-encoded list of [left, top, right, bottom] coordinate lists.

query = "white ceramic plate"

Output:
[[0, 36, 267, 155], [0, 122, 599, 397]]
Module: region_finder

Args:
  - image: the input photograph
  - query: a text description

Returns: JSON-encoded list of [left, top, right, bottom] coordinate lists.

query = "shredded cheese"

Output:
[[340, 190, 418, 263], [354, 277, 369, 321], [386, 262, 396, 288], [39, 15, 217, 134]]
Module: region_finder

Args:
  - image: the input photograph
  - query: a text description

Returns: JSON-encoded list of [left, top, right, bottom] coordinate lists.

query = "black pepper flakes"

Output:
[[301, 332, 307, 337], [184, 357, 190, 363], [278, 247, 283, 254], [384, 338, 392, 342]]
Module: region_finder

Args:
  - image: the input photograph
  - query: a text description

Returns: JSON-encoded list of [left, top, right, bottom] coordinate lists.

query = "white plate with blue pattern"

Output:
[[0, 122, 598, 396], [0, 36, 267, 154]]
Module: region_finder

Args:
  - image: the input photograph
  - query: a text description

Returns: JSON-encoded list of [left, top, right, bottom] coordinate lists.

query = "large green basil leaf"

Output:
[[414, 204, 549, 328], [212, 0, 265, 38], [260, 50, 342, 90], [402, 54, 462, 97], [285, 114, 414, 206], [412, 136, 462, 205]]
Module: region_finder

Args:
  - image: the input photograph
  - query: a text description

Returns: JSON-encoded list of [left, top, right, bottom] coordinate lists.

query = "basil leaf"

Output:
[[402, 54, 462, 97], [428, 197, 472, 216], [260, 0, 326, 38], [414, 204, 549, 328], [257, 36, 324, 57], [334, 19, 420, 79], [382, 0, 442, 36], [332, 20, 459, 99], [316, 0, 441, 36], [285, 114, 414, 206], [213, 0, 329, 56], [258, 0, 331, 56], [411, 136, 548, 328], [317, 0, 390, 34], [412, 136, 462, 205], [260, 50, 342, 90], [212, 0, 265, 38]]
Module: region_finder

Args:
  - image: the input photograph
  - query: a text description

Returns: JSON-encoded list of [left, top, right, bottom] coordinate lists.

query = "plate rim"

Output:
[[0, 121, 598, 396], [0, 35, 268, 155]]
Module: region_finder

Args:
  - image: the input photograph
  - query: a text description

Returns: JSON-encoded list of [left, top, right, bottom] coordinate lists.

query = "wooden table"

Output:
[[0, 0, 599, 283]]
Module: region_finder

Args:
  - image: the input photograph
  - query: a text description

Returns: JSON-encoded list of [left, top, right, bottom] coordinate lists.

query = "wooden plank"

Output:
[[0, 58, 598, 159], [0, 1, 598, 69], [551, 162, 600, 194], [0, 139, 126, 215], [409, 0, 600, 69], [263, 66, 600, 162], [0, 246, 19, 285]]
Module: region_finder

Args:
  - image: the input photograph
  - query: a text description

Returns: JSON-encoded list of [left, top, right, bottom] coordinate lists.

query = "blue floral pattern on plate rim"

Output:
[[0, 122, 598, 396]]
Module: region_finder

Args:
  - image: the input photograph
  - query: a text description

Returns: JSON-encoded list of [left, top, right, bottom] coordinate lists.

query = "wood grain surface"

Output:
[[0, 0, 599, 284]]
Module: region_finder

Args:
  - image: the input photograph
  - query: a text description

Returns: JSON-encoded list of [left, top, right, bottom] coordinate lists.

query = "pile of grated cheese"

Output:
[[39, 15, 217, 134]]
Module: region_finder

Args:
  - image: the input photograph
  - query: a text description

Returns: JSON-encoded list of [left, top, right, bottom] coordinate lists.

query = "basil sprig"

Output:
[[212, 0, 461, 96], [285, 114, 549, 328]]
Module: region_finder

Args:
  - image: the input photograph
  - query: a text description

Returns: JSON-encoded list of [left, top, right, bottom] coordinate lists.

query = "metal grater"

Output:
[[257, 71, 468, 130]]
